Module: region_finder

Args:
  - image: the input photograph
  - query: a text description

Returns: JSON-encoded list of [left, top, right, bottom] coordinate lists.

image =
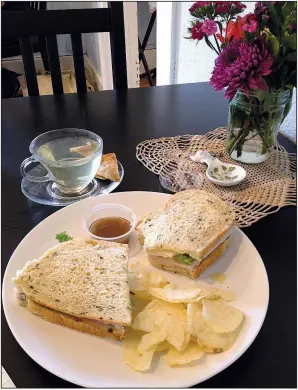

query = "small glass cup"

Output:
[[20, 128, 103, 195], [83, 204, 137, 244]]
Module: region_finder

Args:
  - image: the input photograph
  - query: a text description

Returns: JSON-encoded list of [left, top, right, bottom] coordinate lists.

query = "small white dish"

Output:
[[190, 150, 246, 187], [82, 203, 136, 243]]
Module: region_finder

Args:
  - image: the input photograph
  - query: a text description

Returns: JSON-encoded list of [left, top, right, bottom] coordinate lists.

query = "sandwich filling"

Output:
[[24, 296, 125, 334], [147, 228, 234, 267]]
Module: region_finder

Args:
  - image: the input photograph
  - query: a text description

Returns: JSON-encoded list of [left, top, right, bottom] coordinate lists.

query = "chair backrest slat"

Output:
[[45, 35, 63, 94], [19, 36, 39, 96], [71, 33, 87, 93], [110, 2, 128, 90], [2, 9, 112, 37]]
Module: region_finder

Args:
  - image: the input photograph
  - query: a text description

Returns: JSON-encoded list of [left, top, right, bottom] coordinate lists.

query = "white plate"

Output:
[[2, 191, 269, 388]]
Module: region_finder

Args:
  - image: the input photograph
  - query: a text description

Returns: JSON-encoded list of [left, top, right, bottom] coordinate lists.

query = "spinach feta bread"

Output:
[[136, 190, 235, 279], [13, 239, 131, 341]]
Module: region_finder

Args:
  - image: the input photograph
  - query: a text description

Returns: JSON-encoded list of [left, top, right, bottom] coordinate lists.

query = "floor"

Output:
[[1, 367, 16, 388], [139, 77, 156, 88]]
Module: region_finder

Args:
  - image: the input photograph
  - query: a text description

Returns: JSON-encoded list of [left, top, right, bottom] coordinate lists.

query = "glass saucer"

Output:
[[21, 161, 124, 206], [159, 169, 204, 193]]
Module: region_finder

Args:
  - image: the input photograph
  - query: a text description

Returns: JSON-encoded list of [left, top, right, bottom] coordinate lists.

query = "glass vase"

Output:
[[227, 90, 291, 163]]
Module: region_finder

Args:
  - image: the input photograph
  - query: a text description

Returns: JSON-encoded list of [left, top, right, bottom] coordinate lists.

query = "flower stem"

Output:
[[205, 37, 219, 54], [213, 34, 221, 53]]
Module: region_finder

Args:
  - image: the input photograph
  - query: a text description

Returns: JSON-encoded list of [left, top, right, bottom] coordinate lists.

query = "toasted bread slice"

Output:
[[96, 153, 120, 182], [136, 190, 235, 261], [13, 239, 131, 326], [26, 298, 126, 341]]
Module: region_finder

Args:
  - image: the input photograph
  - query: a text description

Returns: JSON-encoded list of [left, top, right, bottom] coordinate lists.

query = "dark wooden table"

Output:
[[2, 83, 297, 388]]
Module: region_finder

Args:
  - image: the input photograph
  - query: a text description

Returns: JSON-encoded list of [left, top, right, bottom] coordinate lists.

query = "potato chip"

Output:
[[143, 299, 185, 312], [123, 328, 155, 372], [133, 299, 188, 351], [149, 272, 169, 288], [187, 303, 241, 353], [137, 331, 167, 353], [196, 325, 240, 353], [133, 310, 165, 333], [130, 295, 150, 320], [149, 284, 202, 303], [155, 341, 171, 352], [202, 299, 243, 333], [128, 271, 151, 301], [216, 289, 236, 301], [165, 342, 204, 367], [192, 283, 236, 302]]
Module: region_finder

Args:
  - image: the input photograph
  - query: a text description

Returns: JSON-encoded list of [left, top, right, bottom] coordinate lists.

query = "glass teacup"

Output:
[[21, 128, 103, 196]]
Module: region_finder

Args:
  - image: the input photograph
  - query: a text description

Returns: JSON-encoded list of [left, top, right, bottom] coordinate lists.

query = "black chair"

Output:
[[1, 3, 127, 96]]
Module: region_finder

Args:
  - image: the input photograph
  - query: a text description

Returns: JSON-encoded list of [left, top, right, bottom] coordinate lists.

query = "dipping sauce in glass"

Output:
[[89, 217, 131, 243]]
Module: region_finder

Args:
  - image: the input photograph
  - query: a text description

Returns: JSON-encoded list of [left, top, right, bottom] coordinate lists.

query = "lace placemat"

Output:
[[136, 127, 296, 227]]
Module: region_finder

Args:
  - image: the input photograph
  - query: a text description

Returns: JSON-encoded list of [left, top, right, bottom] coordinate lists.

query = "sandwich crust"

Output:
[[27, 298, 126, 341]]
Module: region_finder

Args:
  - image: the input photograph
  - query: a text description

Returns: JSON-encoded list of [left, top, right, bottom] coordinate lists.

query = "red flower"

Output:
[[191, 22, 205, 40], [216, 1, 230, 13], [189, 1, 212, 14], [216, 17, 245, 44], [232, 1, 246, 10]]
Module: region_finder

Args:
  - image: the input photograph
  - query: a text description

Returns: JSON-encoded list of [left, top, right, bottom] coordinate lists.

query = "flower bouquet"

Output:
[[188, 2, 296, 163]]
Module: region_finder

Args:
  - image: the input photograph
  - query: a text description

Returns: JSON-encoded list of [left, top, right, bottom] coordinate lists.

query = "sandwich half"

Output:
[[13, 239, 131, 341], [136, 190, 235, 279]]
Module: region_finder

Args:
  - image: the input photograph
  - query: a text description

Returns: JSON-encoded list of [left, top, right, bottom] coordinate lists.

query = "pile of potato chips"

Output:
[[124, 264, 244, 372]]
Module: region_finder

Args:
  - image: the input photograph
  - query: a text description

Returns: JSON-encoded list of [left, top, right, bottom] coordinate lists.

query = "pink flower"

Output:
[[191, 22, 205, 40], [243, 20, 258, 33], [242, 13, 258, 33], [189, 1, 211, 13], [210, 35, 273, 99], [201, 19, 218, 36]]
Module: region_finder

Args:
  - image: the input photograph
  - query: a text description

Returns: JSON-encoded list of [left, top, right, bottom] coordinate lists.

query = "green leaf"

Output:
[[222, 165, 227, 171], [204, 35, 215, 52], [254, 89, 267, 102], [286, 52, 297, 61], [175, 254, 195, 265], [56, 231, 73, 243], [269, 35, 280, 57], [214, 167, 218, 172], [285, 69, 297, 86], [282, 34, 297, 50], [216, 21, 223, 36], [282, 2, 295, 18], [228, 167, 236, 172], [267, 1, 281, 27], [282, 88, 293, 122]]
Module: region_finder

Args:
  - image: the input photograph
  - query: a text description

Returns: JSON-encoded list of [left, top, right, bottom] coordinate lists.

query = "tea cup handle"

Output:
[[20, 156, 52, 182]]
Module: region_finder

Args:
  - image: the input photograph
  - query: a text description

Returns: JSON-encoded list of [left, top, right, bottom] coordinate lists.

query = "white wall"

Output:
[[174, 1, 255, 84]]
